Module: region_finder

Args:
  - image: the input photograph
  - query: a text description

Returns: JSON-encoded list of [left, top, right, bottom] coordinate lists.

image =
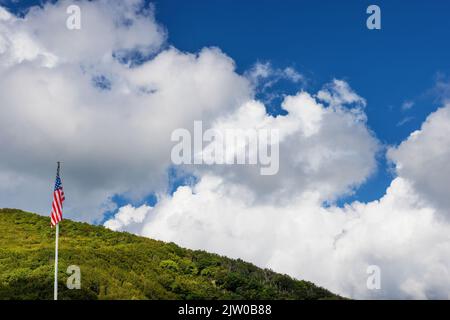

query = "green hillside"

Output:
[[0, 208, 341, 300]]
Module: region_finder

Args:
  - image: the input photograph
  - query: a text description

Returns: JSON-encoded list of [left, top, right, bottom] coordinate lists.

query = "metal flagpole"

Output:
[[54, 222, 59, 300], [54, 161, 60, 301]]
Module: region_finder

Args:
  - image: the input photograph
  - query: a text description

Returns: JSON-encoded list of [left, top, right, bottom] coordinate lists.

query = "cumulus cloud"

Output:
[[104, 204, 152, 234], [0, 0, 251, 220], [187, 84, 379, 203], [21, 0, 164, 64], [105, 90, 450, 299], [107, 163, 450, 300], [388, 104, 450, 217]]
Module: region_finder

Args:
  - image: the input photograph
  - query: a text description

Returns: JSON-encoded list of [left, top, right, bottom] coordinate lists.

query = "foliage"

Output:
[[0, 208, 342, 300]]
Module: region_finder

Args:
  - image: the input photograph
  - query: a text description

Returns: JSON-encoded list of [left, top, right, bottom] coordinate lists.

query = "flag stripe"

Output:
[[55, 192, 62, 216], [52, 202, 61, 221]]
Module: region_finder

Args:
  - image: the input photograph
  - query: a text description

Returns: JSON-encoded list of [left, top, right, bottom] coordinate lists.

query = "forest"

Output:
[[0, 208, 341, 300]]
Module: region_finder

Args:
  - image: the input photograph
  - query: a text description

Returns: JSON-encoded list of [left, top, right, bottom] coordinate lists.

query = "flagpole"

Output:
[[54, 222, 59, 300], [54, 161, 60, 301]]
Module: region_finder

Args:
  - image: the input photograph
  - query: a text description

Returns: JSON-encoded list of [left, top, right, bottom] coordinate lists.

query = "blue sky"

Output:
[[2, 0, 450, 207]]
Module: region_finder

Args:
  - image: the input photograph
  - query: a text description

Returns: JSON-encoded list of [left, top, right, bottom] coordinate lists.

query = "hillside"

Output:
[[0, 208, 341, 300]]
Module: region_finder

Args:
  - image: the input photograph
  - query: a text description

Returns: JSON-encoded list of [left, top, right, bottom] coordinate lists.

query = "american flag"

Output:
[[50, 163, 65, 227]]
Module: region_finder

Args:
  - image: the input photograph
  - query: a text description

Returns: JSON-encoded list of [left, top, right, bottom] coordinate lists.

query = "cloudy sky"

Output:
[[1, 0, 449, 299]]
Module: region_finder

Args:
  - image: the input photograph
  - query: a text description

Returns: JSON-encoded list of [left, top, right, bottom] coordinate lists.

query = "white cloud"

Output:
[[105, 95, 450, 299], [388, 104, 450, 217], [283, 67, 303, 83], [189, 87, 379, 203], [0, 1, 252, 220], [245, 61, 304, 93], [317, 79, 366, 108], [107, 174, 450, 299], [104, 204, 152, 233], [401, 100, 414, 111], [397, 116, 414, 127], [23, 0, 165, 64]]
